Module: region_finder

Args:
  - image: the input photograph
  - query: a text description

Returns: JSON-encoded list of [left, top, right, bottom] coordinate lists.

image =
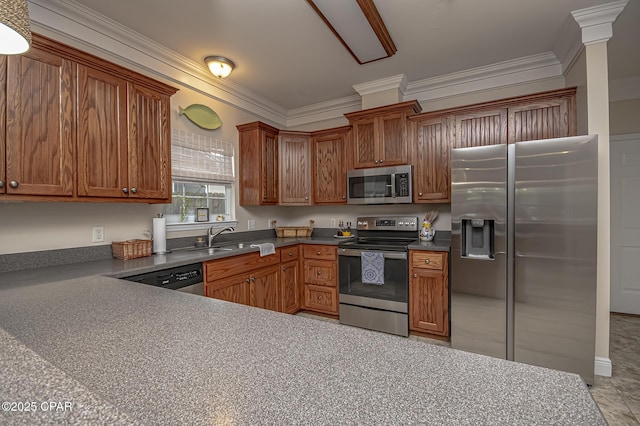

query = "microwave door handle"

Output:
[[390, 173, 396, 198]]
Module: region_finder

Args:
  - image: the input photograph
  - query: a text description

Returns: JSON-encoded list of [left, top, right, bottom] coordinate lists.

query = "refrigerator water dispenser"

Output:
[[461, 219, 494, 259]]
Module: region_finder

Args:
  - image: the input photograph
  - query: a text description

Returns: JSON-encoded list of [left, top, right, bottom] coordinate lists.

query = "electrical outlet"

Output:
[[330, 219, 336, 227], [248, 219, 255, 230], [92, 226, 105, 243]]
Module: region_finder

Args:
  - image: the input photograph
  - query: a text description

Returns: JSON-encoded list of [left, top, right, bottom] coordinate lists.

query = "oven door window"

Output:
[[338, 252, 408, 303], [348, 174, 392, 200]]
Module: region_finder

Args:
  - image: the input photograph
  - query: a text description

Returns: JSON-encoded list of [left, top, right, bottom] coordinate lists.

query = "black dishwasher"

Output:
[[122, 263, 203, 295]]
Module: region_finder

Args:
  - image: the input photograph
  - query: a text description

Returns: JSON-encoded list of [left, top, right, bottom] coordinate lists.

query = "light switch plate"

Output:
[[247, 219, 255, 230]]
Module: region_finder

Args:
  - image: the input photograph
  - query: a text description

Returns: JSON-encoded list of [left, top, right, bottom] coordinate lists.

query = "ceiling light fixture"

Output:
[[204, 56, 236, 79], [0, 0, 32, 54], [306, 0, 396, 64]]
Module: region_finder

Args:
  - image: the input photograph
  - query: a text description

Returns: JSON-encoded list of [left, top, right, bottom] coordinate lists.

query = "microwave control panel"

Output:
[[396, 173, 410, 197]]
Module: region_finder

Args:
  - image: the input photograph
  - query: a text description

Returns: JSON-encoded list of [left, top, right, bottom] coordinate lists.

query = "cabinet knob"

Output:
[[250, 277, 256, 282], [282, 267, 287, 271], [317, 271, 321, 275], [9, 180, 18, 188], [413, 273, 417, 278], [425, 259, 430, 264], [418, 192, 423, 196], [305, 196, 308, 200], [131, 187, 137, 194], [317, 296, 322, 301], [379, 160, 383, 163], [342, 195, 346, 199], [122, 187, 129, 193], [374, 160, 379, 164], [0, 180, 4, 188], [288, 252, 293, 256], [316, 251, 321, 255], [246, 278, 250, 283]]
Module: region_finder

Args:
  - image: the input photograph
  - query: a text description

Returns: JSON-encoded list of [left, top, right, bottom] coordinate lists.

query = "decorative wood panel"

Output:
[[250, 264, 280, 312], [352, 118, 376, 168], [454, 108, 507, 148], [281, 259, 301, 314], [5, 47, 74, 196], [508, 98, 570, 143], [77, 65, 128, 198], [279, 131, 311, 205], [380, 111, 407, 165], [304, 284, 338, 314], [128, 84, 170, 199], [312, 127, 349, 204], [411, 115, 450, 202]]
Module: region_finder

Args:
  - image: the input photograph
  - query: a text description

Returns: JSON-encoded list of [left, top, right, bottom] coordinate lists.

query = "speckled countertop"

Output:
[[0, 235, 605, 425]]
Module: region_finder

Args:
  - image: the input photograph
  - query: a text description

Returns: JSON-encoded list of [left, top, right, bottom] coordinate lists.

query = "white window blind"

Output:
[[171, 129, 235, 183]]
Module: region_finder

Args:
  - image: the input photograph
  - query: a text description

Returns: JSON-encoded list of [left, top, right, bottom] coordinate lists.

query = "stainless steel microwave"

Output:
[[347, 165, 413, 204]]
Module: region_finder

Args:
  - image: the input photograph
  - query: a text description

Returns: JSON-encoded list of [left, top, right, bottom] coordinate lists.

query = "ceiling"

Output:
[[63, 0, 639, 111]]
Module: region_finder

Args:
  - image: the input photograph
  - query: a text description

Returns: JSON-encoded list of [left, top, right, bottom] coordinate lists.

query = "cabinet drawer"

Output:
[[410, 251, 445, 270], [303, 245, 337, 261], [280, 245, 300, 262], [303, 260, 337, 287], [304, 284, 338, 314], [205, 251, 280, 282]]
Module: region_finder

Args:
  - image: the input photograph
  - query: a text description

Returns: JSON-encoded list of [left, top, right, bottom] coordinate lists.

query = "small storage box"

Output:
[[112, 239, 152, 260], [273, 220, 314, 238]]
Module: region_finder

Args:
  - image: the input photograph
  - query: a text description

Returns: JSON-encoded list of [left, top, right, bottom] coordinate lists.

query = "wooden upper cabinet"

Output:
[[453, 108, 507, 148], [345, 100, 422, 169], [5, 46, 74, 196], [279, 131, 312, 205], [127, 84, 171, 199], [77, 65, 128, 198], [312, 126, 350, 204], [507, 95, 575, 143], [410, 114, 450, 203], [1, 34, 177, 203], [237, 121, 279, 205]]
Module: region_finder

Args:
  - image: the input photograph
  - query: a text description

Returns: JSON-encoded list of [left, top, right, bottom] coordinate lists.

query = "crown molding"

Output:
[[572, 0, 629, 45], [28, 0, 289, 126], [353, 74, 408, 96], [404, 52, 562, 103], [286, 95, 361, 128]]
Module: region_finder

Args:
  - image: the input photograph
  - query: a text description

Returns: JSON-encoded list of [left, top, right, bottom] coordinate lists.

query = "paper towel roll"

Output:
[[153, 217, 167, 254]]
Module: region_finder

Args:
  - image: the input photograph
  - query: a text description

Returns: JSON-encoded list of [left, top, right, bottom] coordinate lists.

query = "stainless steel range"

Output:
[[338, 216, 419, 336]]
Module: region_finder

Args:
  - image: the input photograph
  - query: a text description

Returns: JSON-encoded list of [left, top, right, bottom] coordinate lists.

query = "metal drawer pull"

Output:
[[9, 180, 19, 188], [425, 259, 430, 264]]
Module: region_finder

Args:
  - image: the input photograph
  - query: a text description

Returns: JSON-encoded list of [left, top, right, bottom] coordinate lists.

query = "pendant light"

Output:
[[0, 0, 32, 54]]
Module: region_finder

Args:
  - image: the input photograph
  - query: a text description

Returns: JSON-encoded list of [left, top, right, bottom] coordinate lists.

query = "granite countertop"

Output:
[[0, 274, 604, 425]]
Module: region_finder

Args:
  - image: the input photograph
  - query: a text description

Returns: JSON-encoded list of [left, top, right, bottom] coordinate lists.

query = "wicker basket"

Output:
[[112, 239, 152, 260], [272, 220, 314, 238]]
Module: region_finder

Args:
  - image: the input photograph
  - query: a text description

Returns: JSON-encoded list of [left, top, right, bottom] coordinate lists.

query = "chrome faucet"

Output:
[[208, 226, 235, 247]]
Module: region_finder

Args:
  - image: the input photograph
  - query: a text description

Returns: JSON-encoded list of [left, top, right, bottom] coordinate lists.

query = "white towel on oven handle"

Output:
[[250, 243, 276, 257], [361, 251, 384, 285]]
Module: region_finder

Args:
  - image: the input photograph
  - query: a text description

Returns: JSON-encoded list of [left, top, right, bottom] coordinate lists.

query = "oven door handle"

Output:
[[339, 249, 407, 260]]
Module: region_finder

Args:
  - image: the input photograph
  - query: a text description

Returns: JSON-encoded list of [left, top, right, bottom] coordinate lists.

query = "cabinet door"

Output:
[[454, 108, 507, 148], [250, 264, 280, 312], [412, 115, 450, 203], [409, 268, 447, 335], [261, 128, 279, 205], [379, 112, 408, 166], [281, 259, 301, 314], [313, 132, 347, 204], [279, 132, 311, 205], [77, 65, 128, 198], [128, 83, 171, 200], [352, 117, 377, 168], [508, 97, 572, 143], [5, 48, 74, 196], [205, 274, 248, 305]]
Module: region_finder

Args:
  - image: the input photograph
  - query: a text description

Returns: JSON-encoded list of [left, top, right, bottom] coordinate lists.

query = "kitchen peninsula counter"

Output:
[[1, 272, 604, 425]]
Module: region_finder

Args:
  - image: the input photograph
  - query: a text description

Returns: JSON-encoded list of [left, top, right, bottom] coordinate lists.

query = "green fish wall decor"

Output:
[[179, 104, 222, 130]]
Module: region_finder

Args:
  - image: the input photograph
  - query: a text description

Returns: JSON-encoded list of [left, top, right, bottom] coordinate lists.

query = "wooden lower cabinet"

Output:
[[204, 245, 302, 314], [409, 251, 449, 337], [302, 244, 338, 315]]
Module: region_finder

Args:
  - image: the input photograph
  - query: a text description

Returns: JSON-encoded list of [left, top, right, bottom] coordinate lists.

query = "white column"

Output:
[[572, 0, 628, 377]]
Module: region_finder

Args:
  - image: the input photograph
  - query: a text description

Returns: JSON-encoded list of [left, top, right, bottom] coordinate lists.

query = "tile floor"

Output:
[[590, 313, 640, 426], [297, 311, 640, 425]]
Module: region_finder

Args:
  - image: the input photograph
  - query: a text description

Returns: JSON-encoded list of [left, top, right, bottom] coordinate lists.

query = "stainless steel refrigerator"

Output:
[[450, 135, 598, 385]]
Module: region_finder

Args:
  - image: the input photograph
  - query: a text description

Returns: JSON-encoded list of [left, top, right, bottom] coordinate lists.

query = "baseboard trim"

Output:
[[595, 357, 612, 377]]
